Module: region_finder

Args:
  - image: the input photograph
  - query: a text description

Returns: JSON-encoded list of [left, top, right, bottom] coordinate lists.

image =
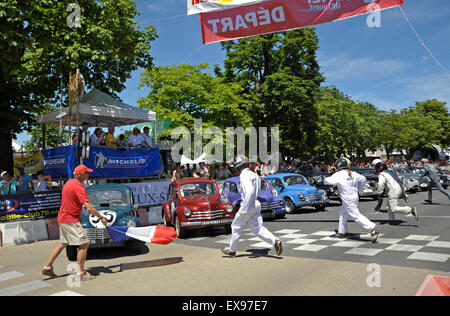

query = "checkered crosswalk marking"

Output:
[[200, 228, 450, 263]]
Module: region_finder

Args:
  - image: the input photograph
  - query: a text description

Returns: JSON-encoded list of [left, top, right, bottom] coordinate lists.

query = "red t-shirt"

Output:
[[57, 179, 90, 223]]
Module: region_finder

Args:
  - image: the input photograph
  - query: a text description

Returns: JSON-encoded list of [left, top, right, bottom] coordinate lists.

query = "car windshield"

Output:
[[283, 176, 307, 186], [180, 182, 217, 197], [87, 189, 129, 207]]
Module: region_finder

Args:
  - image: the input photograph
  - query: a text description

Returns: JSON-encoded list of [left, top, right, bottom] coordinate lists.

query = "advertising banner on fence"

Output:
[[188, 0, 269, 15], [200, 0, 403, 44], [83, 147, 162, 178], [13, 151, 43, 175], [123, 181, 171, 207], [0, 191, 61, 223], [42, 145, 77, 177]]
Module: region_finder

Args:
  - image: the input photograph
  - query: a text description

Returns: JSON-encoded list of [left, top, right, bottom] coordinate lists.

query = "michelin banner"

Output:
[[200, 0, 403, 44], [188, 0, 268, 15], [42, 145, 77, 177], [83, 147, 162, 178], [0, 191, 61, 223]]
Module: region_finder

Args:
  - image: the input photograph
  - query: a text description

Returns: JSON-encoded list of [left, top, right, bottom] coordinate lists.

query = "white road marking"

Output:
[[0, 280, 51, 296], [0, 271, 24, 282]]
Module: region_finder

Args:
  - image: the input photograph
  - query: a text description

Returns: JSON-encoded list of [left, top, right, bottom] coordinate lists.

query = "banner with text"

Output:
[[188, 0, 268, 15], [83, 147, 162, 178], [13, 151, 43, 175], [0, 191, 61, 223], [200, 0, 403, 44], [123, 181, 171, 207], [42, 145, 77, 178]]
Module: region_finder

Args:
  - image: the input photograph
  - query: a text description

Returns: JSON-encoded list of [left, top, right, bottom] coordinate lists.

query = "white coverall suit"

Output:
[[375, 171, 412, 222], [229, 168, 279, 252], [324, 170, 376, 234]]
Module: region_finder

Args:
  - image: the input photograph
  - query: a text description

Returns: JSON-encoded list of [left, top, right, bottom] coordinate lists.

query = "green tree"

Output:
[[220, 29, 324, 160], [138, 63, 253, 134], [0, 0, 157, 172]]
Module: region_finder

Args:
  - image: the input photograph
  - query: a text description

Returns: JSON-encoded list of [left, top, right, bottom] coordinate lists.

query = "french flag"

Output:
[[107, 225, 178, 245]]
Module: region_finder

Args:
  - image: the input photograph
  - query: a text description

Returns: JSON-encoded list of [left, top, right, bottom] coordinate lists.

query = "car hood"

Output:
[[181, 195, 223, 210], [284, 184, 318, 194]]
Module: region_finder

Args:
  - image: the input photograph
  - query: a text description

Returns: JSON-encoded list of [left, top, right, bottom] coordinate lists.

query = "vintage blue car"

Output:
[[66, 183, 145, 261], [263, 173, 329, 213], [221, 176, 286, 220]]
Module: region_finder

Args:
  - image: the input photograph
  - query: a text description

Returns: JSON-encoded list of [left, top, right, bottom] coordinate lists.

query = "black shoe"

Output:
[[332, 230, 346, 239], [424, 199, 432, 204], [370, 229, 379, 243], [274, 240, 283, 256], [221, 247, 236, 257]]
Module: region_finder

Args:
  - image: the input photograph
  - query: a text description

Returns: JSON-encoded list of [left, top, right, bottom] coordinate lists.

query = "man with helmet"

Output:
[[372, 159, 418, 223], [422, 158, 450, 203], [221, 155, 283, 257], [325, 157, 379, 242]]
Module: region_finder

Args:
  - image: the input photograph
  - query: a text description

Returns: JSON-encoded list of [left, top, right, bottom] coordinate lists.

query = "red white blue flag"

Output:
[[107, 225, 178, 245]]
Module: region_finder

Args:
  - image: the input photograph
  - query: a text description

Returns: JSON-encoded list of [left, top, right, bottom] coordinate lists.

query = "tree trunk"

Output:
[[0, 127, 14, 174]]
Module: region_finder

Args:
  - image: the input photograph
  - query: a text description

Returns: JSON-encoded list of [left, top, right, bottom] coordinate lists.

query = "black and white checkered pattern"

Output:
[[190, 228, 450, 263]]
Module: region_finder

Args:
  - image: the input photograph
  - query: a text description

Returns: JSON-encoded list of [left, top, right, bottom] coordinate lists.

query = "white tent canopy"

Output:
[[37, 88, 156, 127]]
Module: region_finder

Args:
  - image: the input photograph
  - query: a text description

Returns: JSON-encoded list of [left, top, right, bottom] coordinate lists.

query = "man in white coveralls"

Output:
[[372, 159, 419, 224], [324, 157, 379, 242], [221, 155, 283, 257]]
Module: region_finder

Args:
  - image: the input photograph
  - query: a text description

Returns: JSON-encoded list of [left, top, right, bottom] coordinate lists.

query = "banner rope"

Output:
[[398, 6, 450, 77], [138, 14, 187, 26]]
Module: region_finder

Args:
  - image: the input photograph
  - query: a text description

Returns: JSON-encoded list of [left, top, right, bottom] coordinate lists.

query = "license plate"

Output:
[[263, 211, 276, 219], [201, 219, 228, 225]]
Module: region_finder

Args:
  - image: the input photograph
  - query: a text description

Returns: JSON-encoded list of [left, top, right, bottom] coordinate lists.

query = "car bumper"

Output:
[[180, 218, 234, 229], [84, 227, 128, 247]]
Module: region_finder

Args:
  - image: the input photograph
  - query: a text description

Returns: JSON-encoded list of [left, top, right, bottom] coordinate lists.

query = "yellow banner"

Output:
[[13, 151, 43, 175]]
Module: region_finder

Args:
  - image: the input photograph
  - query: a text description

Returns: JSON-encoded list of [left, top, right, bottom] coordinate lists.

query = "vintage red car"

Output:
[[162, 178, 235, 238]]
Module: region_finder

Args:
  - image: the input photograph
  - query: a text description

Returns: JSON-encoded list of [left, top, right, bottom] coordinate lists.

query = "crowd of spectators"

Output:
[[0, 168, 52, 196], [168, 158, 447, 182], [72, 122, 154, 150]]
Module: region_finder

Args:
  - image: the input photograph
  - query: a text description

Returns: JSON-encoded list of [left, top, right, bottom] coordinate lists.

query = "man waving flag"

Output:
[[107, 225, 178, 245]]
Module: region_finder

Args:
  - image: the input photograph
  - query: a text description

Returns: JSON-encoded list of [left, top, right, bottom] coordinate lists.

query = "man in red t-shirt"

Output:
[[41, 165, 107, 281]]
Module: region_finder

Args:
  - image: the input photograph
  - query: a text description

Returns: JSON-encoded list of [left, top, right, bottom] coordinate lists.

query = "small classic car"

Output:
[[66, 183, 144, 261], [306, 172, 340, 200], [263, 173, 328, 213], [162, 178, 235, 238], [389, 168, 421, 193], [221, 176, 286, 220], [351, 168, 380, 200]]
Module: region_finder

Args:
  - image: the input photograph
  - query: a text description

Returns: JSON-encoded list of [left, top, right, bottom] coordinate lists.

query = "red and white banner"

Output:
[[200, 0, 403, 44], [188, 0, 269, 15]]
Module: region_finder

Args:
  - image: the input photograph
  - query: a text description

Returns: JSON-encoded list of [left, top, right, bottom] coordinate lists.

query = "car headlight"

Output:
[[126, 220, 137, 228], [272, 189, 278, 197], [183, 208, 192, 217], [225, 205, 233, 213], [298, 193, 303, 199]]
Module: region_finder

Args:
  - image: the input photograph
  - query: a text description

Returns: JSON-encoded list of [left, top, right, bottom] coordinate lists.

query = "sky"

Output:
[[14, 0, 450, 146]]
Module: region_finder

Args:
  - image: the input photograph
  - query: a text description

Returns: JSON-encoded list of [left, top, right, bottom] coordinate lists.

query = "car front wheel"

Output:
[[285, 198, 296, 214], [175, 216, 186, 239]]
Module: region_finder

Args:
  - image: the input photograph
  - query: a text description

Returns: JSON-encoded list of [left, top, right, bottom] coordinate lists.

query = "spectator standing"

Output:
[[104, 127, 118, 148], [90, 127, 105, 147], [33, 170, 51, 192], [140, 126, 153, 148], [116, 134, 127, 150], [41, 165, 107, 280], [0, 171, 23, 195], [128, 127, 142, 148], [72, 122, 89, 145], [16, 166, 32, 193]]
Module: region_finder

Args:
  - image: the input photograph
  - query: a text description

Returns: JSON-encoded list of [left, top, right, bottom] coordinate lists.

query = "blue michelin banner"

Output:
[[42, 145, 77, 177], [83, 147, 162, 178]]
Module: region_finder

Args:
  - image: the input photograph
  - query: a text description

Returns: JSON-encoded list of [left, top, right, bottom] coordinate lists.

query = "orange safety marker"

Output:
[[416, 275, 450, 296]]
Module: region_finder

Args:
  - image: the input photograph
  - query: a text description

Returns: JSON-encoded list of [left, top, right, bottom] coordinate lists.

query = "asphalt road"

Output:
[[0, 189, 448, 297]]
